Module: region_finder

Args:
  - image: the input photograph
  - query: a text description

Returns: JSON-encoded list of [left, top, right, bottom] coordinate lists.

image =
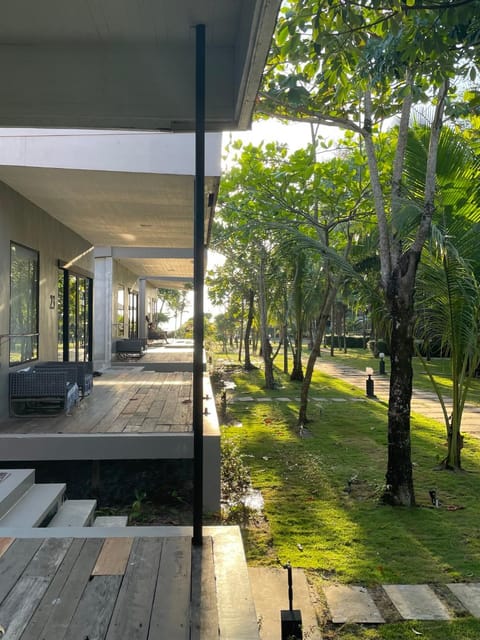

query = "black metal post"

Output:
[[379, 356, 385, 375], [281, 561, 302, 640], [366, 374, 375, 398], [192, 23, 206, 547], [287, 563, 293, 610]]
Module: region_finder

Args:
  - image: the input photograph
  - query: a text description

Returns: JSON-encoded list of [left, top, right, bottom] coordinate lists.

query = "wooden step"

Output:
[[0, 469, 35, 518], [93, 515, 128, 527], [48, 499, 97, 527], [0, 483, 66, 527]]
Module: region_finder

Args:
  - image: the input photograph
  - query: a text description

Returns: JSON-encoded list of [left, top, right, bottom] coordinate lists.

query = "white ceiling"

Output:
[[0, 164, 218, 284], [0, 0, 280, 132]]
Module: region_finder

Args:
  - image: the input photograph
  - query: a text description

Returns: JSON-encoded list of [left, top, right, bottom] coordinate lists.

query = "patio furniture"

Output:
[[116, 338, 147, 359], [9, 369, 79, 416], [35, 361, 94, 397]]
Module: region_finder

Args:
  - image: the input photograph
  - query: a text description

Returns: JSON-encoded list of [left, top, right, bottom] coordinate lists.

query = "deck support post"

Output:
[[193, 23, 206, 547]]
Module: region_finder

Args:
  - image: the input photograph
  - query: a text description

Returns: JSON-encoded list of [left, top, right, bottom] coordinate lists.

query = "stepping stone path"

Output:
[[447, 583, 480, 617], [383, 584, 450, 621], [322, 583, 480, 623], [252, 572, 480, 631], [323, 584, 384, 624]]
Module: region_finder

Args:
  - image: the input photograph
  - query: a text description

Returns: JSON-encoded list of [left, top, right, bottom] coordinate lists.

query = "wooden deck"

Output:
[[2, 368, 194, 435], [0, 345, 221, 511], [0, 526, 259, 640]]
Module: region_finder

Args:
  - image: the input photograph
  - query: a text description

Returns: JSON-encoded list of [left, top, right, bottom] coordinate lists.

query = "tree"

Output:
[[212, 143, 291, 386], [417, 233, 480, 469], [410, 127, 480, 469], [258, 0, 480, 505], [220, 135, 374, 415]]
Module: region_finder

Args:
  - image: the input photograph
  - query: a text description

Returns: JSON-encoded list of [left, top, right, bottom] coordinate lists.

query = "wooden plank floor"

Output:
[[0, 368, 193, 436], [0, 527, 259, 640]]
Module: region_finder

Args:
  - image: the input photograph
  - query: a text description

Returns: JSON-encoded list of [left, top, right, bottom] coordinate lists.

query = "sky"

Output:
[[221, 117, 342, 161]]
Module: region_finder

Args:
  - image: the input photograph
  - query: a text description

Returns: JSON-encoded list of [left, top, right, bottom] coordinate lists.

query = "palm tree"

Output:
[[416, 230, 480, 469], [407, 126, 480, 469]]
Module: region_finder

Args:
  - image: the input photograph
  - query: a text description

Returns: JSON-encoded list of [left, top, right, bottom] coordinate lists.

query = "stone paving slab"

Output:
[[323, 584, 385, 624], [383, 584, 451, 620], [447, 583, 480, 616], [249, 567, 321, 640]]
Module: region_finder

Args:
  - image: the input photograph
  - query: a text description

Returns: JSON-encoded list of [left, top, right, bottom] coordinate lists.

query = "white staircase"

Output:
[[0, 469, 100, 528], [49, 499, 97, 527], [93, 515, 129, 527]]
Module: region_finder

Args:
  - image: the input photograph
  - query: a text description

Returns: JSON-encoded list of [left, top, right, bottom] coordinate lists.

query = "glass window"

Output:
[[10, 242, 39, 365], [116, 287, 125, 337]]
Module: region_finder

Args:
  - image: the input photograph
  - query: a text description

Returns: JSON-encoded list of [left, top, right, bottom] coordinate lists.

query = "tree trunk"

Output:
[[290, 252, 305, 381], [290, 320, 304, 381], [441, 380, 463, 469], [330, 301, 335, 356], [443, 422, 463, 469], [258, 249, 275, 389], [282, 323, 289, 375], [243, 289, 255, 370], [382, 257, 417, 506], [298, 285, 337, 425], [238, 298, 244, 363]]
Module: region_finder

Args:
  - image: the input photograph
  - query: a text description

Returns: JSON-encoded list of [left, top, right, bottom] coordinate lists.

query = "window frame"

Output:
[[9, 241, 40, 366]]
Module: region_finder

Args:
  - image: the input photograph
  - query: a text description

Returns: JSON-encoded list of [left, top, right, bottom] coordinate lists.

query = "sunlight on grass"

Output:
[[220, 354, 480, 587]]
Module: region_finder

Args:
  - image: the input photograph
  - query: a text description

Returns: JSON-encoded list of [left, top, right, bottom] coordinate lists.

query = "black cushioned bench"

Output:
[[35, 361, 93, 397], [115, 338, 147, 358], [9, 369, 79, 416]]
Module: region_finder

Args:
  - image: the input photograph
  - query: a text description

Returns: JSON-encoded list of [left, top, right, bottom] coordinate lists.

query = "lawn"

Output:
[[215, 350, 480, 639]]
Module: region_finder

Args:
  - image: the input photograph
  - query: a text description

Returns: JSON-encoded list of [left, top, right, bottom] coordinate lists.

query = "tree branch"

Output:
[[362, 89, 391, 287], [257, 92, 362, 134], [391, 70, 414, 266], [412, 78, 449, 254]]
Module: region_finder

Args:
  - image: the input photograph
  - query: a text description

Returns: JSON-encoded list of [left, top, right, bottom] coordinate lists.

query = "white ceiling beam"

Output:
[[112, 247, 193, 259]]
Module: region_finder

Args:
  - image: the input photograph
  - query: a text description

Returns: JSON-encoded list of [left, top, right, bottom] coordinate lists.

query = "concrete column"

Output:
[[93, 248, 113, 370], [138, 278, 147, 340]]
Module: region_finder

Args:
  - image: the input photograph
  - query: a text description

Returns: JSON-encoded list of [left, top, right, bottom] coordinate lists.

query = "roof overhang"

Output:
[[0, 0, 280, 132], [0, 131, 221, 286]]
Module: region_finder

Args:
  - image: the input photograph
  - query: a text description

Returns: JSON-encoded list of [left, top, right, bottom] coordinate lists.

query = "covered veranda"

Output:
[[0, 1, 281, 637]]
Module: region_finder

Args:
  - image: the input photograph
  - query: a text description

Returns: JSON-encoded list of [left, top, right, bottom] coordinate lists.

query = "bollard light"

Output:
[[280, 561, 302, 640], [366, 366, 375, 398], [379, 352, 386, 375]]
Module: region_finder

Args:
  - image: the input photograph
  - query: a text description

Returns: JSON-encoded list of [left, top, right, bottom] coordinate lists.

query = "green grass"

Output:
[[216, 350, 480, 639], [323, 619, 480, 639]]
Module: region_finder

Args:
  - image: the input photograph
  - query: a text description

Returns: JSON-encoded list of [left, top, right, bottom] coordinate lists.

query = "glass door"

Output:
[[58, 269, 92, 361], [128, 289, 139, 338]]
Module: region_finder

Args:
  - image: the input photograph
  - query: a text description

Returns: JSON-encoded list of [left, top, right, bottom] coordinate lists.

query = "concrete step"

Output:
[[93, 515, 128, 527], [0, 483, 66, 527], [249, 567, 322, 639], [48, 499, 97, 527], [0, 469, 35, 518], [211, 527, 260, 639]]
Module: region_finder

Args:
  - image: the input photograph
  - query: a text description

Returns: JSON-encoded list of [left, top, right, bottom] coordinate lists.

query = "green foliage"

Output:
[[260, 0, 480, 128], [221, 437, 250, 502]]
